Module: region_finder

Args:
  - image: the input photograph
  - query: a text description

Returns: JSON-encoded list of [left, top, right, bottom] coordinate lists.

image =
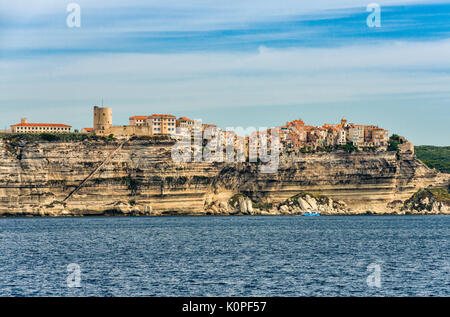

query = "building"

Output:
[[175, 117, 197, 136], [347, 125, 365, 146], [340, 117, 349, 127], [146, 114, 177, 135], [129, 116, 148, 126], [10, 118, 72, 134], [363, 125, 389, 146], [176, 117, 195, 130], [370, 127, 389, 146], [92, 106, 180, 138], [286, 119, 307, 144], [93, 106, 112, 135], [336, 128, 347, 145], [81, 128, 93, 133]]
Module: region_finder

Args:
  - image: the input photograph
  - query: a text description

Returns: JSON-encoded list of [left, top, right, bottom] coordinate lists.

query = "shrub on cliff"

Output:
[[390, 134, 404, 144], [401, 187, 450, 212], [253, 202, 273, 210], [281, 192, 330, 208], [342, 142, 357, 153], [165, 176, 187, 186], [129, 135, 173, 143]]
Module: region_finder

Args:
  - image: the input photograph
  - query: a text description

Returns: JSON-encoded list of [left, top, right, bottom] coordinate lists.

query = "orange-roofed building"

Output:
[[176, 117, 195, 131], [11, 118, 72, 134], [129, 116, 148, 126], [347, 124, 364, 146], [201, 123, 218, 132], [146, 114, 177, 135], [369, 127, 389, 146], [286, 119, 307, 144], [81, 127, 94, 133]]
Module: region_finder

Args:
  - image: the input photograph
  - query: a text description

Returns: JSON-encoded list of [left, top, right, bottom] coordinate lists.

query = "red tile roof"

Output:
[[178, 117, 193, 121], [129, 116, 148, 120], [150, 114, 176, 118], [11, 123, 72, 127]]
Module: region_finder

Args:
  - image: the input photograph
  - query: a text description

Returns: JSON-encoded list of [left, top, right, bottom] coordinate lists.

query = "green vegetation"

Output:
[[164, 176, 188, 185], [192, 175, 211, 184], [129, 135, 173, 142], [387, 140, 399, 152], [387, 134, 403, 152], [390, 134, 404, 144], [298, 143, 358, 154], [228, 193, 273, 210], [229, 193, 247, 208], [415, 145, 450, 174], [341, 142, 357, 153], [151, 176, 162, 182], [121, 175, 139, 192], [429, 187, 450, 202], [0, 133, 108, 143], [91, 176, 139, 193], [298, 146, 316, 153], [253, 202, 273, 210], [402, 187, 450, 211], [283, 192, 330, 207], [408, 187, 450, 203]]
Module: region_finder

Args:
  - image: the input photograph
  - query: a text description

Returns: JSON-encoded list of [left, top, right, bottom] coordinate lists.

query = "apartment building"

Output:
[[147, 114, 177, 135]]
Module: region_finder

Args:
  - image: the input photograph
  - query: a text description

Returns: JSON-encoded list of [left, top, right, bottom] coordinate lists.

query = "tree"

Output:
[[343, 142, 357, 153], [387, 134, 402, 152], [387, 139, 399, 152]]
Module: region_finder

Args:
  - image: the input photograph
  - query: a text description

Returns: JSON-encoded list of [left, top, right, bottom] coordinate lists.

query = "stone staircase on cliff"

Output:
[[62, 139, 129, 203]]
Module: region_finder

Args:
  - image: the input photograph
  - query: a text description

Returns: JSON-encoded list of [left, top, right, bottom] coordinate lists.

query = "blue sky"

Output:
[[0, 0, 449, 145]]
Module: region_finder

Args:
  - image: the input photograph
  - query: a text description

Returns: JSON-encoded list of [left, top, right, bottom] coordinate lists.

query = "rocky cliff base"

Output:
[[388, 187, 450, 215]]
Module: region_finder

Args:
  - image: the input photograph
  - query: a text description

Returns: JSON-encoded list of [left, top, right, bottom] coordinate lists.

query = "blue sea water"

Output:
[[0, 216, 448, 297]]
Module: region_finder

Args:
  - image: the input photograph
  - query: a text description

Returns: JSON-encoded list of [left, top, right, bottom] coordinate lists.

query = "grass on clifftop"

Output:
[[430, 188, 450, 202], [415, 145, 450, 174], [404, 187, 450, 205], [0, 133, 109, 143], [0, 133, 175, 144]]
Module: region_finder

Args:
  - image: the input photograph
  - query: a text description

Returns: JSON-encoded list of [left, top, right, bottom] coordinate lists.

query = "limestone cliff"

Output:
[[0, 137, 448, 216]]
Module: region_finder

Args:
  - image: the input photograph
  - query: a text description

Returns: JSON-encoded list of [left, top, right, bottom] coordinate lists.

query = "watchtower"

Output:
[[93, 106, 112, 132]]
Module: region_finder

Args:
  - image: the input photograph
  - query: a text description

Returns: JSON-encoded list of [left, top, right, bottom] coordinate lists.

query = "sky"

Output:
[[0, 0, 449, 145]]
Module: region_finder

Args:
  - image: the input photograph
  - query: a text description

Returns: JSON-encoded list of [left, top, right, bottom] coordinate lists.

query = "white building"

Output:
[[11, 118, 72, 134]]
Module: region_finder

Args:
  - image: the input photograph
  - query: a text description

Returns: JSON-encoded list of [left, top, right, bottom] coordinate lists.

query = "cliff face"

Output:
[[0, 138, 448, 216]]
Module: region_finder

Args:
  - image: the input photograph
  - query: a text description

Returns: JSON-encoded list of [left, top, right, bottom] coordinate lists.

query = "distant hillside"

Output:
[[415, 146, 450, 174]]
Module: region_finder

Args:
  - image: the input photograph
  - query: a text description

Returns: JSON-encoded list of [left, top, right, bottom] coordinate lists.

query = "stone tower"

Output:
[[93, 106, 112, 132]]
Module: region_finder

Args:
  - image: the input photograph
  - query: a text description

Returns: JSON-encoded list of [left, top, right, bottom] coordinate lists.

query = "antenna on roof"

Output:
[[101, 98, 104, 107]]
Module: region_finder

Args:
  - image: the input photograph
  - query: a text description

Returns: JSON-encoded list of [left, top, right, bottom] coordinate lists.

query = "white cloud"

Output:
[[1, 40, 450, 111]]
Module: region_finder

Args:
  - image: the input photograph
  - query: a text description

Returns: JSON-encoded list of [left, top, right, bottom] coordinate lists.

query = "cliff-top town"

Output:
[[6, 105, 391, 151]]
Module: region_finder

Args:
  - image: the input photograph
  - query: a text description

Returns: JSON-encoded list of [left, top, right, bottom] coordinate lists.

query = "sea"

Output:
[[0, 215, 448, 297]]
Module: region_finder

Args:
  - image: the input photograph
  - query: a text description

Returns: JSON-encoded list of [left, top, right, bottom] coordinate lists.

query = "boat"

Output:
[[302, 211, 320, 216]]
